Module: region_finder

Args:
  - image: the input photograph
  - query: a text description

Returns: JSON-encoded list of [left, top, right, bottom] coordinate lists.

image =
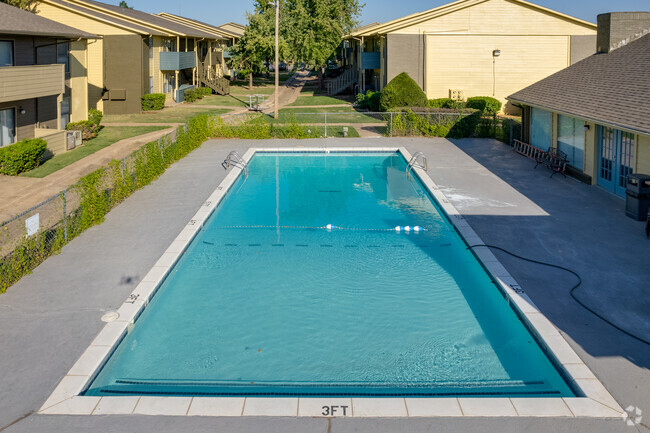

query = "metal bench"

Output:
[[513, 140, 568, 178]]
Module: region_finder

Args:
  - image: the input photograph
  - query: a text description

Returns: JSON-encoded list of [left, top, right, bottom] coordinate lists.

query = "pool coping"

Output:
[[39, 147, 625, 420]]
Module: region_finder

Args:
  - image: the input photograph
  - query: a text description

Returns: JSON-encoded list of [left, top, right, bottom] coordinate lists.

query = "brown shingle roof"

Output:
[[45, 0, 163, 35], [0, 2, 96, 38], [508, 34, 650, 136], [72, 0, 218, 38]]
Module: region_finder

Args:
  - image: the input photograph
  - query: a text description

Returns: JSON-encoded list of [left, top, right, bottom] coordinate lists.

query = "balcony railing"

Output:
[[159, 52, 197, 71], [361, 52, 380, 70], [0, 64, 64, 104]]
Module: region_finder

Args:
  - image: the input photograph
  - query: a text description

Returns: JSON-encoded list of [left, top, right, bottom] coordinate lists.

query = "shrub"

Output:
[[379, 72, 427, 112], [0, 138, 47, 175], [141, 93, 166, 111], [66, 109, 104, 140], [466, 96, 502, 114], [428, 98, 466, 110], [183, 88, 199, 103], [197, 86, 212, 97], [88, 108, 103, 126], [355, 90, 381, 111], [387, 108, 481, 139]]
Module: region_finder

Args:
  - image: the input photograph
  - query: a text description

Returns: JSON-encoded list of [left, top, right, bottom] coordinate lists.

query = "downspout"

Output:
[[175, 36, 180, 101]]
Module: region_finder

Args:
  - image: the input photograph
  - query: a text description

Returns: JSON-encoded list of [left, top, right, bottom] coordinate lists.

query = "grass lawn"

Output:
[[190, 94, 251, 108], [103, 107, 231, 124], [229, 85, 276, 96], [24, 126, 168, 178], [272, 107, 385, 124], [287, 95, 352, 106]]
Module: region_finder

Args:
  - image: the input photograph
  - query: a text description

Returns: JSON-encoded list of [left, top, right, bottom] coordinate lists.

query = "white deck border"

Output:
[[40, 147, 625, 419]]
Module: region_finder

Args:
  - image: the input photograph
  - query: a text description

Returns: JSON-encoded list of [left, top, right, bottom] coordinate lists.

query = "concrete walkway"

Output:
[[0, 127, 175, 221], [0, 138, 648, 433]]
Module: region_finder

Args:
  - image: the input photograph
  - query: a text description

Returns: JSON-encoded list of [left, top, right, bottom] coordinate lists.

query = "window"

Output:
[[0, 108, 16, 147], [0, 40, 13, 67], [57, 41, 70, 73], [557, 114, 585, 170], [149, 76, 153, 94], [149, 37, 154, 59], [530, 107, 552, 150], [60, 97, 71, 130]]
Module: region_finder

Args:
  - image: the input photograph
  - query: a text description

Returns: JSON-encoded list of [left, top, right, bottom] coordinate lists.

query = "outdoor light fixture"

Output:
[[493, 49, 501, 57], [584, 124, 591, 131], [19, 107, 26, 115]]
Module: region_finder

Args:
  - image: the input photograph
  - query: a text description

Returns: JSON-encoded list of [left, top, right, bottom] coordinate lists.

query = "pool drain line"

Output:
[[467, 244, 650, 346]]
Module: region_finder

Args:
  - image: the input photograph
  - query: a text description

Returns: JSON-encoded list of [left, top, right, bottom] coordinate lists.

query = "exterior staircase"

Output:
[[197, 61, 230, 95], [326, 68, 358, 95]]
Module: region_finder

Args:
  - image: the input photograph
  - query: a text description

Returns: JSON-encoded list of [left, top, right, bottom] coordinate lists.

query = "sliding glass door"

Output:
[[0, 108, 16, 147], [598, 126, 635, 197]]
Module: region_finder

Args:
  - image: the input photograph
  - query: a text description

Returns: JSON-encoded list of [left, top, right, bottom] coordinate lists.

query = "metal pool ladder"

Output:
[[224, 151, 249, 177], [406, 152, 428, 179]]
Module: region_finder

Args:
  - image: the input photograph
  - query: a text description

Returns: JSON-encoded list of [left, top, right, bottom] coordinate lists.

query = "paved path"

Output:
[[0, 127, 175, 221], [0, 137, 647, 433]]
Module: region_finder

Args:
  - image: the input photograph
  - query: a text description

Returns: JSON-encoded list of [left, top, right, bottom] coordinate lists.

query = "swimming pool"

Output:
[[84, 150, 574, 398]]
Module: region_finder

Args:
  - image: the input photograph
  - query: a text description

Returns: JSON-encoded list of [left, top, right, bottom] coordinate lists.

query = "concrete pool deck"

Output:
[[0, 137, 648, 432]]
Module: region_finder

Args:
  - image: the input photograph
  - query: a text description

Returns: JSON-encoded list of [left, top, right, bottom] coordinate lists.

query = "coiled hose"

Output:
[[467, 244, 650, 346]]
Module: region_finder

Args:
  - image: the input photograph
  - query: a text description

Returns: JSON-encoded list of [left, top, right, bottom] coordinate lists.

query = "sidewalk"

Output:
[[0, 127, 175, 222]]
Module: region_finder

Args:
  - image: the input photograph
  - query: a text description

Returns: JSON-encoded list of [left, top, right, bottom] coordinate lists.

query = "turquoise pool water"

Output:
[[86, 152, 574, 397]]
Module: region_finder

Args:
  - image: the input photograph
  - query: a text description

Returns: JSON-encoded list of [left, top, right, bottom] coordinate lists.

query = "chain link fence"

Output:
[[0, 128, 179, 293], [223, 110, 521, 142]]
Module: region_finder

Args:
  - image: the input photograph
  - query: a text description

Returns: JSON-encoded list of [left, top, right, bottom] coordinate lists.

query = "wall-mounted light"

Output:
[[584, 124, 590, 132], [492, 49, 501, 57], [19, 107, 26, 115]]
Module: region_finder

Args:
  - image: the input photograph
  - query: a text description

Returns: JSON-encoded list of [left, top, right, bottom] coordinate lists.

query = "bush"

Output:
[[197, 86, 212, 97], [88, 108, 103, 126], [66, 109, 104, 140], [0, 138, 47, 175], [466, 96, 502, 114], [428, 98, 466, 110], [387, 108, 481, 139], [379, 72, 427, 112], [355, 90, 381, 111], [141, 93, 166, 111], [183, 88, 199, 103]]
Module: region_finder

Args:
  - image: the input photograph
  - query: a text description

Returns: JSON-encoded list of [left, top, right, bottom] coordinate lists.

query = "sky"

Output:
[[125, 0, 650, 28]]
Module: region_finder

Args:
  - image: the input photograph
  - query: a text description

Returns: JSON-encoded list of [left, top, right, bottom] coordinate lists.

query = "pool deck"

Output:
[[0, 137, 648, 432]]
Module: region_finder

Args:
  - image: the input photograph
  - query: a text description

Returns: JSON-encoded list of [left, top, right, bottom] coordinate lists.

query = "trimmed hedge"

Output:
[[0, 138, 47, 175], [428, 98, 466, 110], [379, 72, 427, 112], [466, 96, 502, 114], [184, 88, 200, 103], [141, 93, 166, 111], [355, 90, 381, 111]]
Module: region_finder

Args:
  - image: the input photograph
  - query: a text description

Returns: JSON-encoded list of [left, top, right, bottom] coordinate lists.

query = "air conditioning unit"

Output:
[[66, 130, 82, 150], [449, 89, 464, 100]]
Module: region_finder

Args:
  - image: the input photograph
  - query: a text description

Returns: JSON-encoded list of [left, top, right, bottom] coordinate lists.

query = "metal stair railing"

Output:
[[406, 152, 428, 179], [224, 151, 249, 177]]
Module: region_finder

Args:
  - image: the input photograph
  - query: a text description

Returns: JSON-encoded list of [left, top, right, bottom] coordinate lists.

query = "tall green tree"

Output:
[[230, 0, 288, 89], [118, 1, 133, 8], [284, 0, 362, 87], [1, 0, 38, 12]]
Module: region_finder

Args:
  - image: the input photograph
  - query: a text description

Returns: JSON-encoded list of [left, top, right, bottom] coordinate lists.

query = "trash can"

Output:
[[625, 174, 650, 221]]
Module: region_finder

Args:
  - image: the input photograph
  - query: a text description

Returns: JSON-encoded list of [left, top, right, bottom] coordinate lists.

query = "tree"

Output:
[[283, 0, 362, 88], [1, 0, 38, 12], [118, 1, 133, 8], [230, 0, 288, 89]]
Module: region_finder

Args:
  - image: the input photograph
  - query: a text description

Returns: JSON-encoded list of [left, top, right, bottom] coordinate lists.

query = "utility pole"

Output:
[[274, 0, 279, 119]]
